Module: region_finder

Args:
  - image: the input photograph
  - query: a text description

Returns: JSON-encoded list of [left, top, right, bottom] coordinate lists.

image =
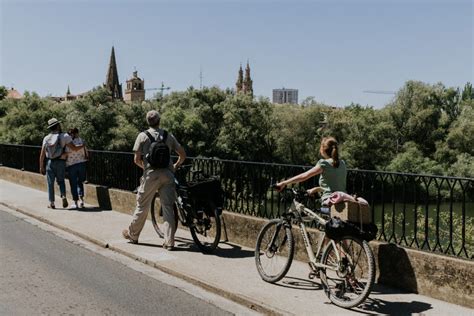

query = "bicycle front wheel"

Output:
[[255, 219, 294, 283], [189, 208, 221, 253], [319, 235, 375, 309]]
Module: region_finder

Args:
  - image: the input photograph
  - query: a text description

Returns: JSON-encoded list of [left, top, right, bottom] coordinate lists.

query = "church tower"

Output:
[[243, 61, 253, 97], [104, 46, 123, 100], [124, 70, 145, 103], [235, 64, 243, 93]]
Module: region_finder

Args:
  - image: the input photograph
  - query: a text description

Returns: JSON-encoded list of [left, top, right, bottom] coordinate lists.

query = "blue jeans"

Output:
[[67, 162, 86, 201], [46, 159, 66, 203]]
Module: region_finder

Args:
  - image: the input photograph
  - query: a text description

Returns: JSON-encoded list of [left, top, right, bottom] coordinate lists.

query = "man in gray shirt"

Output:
[[122, 110, 186, 250]]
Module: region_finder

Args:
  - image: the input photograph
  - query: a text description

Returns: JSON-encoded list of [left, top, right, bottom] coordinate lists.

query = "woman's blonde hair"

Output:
[[321, 137, 339, 167]]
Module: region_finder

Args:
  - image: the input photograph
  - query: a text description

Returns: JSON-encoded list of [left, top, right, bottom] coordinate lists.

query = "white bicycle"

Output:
[[255, 187, 376, 309]]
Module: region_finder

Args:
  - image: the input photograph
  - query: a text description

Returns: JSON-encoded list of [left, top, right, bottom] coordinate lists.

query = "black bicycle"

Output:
[[150, 166, 223, 253]]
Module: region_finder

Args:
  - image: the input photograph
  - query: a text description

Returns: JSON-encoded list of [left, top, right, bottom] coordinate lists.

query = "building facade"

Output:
[[272, 88, 298, 104], [124, 70, 145, 103]]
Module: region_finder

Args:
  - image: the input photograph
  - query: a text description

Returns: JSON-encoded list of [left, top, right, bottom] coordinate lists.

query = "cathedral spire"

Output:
[[105, 46, 123, 100], [236, 63, 243, 93], [243, 60, 253, 97]]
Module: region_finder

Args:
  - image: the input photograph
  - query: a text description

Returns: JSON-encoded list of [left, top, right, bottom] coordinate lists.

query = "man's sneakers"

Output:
[[61, 196, 68, 208], [122, 229, 138, 244], [47, 202, 55, 209], [163, 244, 175, 251], [72, 201, 79, 209]]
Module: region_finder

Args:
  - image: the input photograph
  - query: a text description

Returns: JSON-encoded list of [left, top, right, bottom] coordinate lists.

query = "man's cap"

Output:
[[47, 118, 61, 129]]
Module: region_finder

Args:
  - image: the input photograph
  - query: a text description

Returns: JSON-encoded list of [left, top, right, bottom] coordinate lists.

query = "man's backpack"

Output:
[[45, 133, 64, 159], [144, 130, 170, 169]]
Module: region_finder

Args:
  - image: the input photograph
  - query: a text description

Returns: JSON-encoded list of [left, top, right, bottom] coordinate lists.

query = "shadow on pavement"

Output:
[[355, 297, 432, 315], [211, 242, 255, 259], [275, 276, 322, 291], [68, 206, 110, 212], [133, 239, 255, 258]]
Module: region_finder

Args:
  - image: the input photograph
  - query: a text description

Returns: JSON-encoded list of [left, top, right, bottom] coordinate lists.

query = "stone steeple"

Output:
[[242, 61, 253, 96], [104, 46, 123, 100], [235, 64, 243, 93], [124, 70, 145, 103]]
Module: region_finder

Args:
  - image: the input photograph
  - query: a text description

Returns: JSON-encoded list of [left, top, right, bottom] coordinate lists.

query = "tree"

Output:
[[271, 103, 325, 164], [461, 82, 474, 101], [216, 94, 274, 161], [387, 81, 444, 156], [445, 105, 474, 156], [0, 92, 62, 145], [386, 142, 442, 175], [0, 86, 7, 100], [336, 105, 396, 170]]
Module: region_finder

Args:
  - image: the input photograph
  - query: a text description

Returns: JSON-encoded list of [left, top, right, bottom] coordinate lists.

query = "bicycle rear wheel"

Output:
[[319, 235, 375, 308], [189, 208, 221, 253], [150, 194, 179, 239], [255, 219, 294, 283]]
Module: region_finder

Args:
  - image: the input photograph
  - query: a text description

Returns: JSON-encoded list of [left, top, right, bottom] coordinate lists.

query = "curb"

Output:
[[0, 201, 285, 316]]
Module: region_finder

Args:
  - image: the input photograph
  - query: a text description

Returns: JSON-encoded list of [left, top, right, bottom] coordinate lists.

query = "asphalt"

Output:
[[1, 179, 472, 316]]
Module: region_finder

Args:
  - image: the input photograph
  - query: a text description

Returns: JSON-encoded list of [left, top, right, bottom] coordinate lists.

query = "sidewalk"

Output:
[[1, 179, 472, 315]]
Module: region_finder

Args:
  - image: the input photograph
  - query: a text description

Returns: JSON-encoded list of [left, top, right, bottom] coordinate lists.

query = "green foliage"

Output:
[[387, 142, 443, 175], [0, 86, 7, 101], [216, 94, 275, 161], [271, 104, 325, 164], [461, 82, 474, 101], [0, 81, 473, 178], [387, 81, 445, 155]]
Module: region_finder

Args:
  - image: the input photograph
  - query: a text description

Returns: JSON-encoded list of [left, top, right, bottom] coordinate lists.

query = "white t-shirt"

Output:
[[42, 132, 72, 159]]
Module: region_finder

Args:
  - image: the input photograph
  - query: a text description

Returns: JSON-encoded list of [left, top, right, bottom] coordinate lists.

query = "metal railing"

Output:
[[1, 143, 472, 260]]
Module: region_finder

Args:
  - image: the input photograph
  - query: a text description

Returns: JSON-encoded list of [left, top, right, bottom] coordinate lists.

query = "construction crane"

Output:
[[145, 82, 171, 99], [363, 90, 396, 95]]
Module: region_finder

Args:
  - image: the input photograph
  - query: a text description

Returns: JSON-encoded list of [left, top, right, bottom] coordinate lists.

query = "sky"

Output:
[[0, 0, 472, 108]]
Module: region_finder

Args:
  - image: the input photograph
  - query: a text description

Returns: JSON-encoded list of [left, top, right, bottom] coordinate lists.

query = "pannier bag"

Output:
[[325, 217, 378, 242], [186, 177, 224, 215], [330, 200, 371, 224]]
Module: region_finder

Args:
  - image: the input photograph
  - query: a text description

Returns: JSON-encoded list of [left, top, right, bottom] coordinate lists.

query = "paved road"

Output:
[[0, 210, 233, 315]]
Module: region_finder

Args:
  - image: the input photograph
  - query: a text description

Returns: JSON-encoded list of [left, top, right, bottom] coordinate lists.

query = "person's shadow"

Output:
[[68, 206, 109, 212]]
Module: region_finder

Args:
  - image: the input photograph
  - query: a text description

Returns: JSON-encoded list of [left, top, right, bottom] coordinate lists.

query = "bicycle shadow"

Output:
[[354, 297, 432, 315], [136, 238, 254, 258], [210, 242, 255, 259], [344, 284, 432, 315], [275, 276, 322, 291]]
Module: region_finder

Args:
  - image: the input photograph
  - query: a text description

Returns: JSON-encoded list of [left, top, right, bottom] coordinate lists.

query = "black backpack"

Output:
[[144, 130, 170, 169]]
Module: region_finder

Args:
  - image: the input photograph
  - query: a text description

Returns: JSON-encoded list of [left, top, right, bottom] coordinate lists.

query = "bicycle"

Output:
[[255, 187, 375, 309], [150, 166, 223, 253]]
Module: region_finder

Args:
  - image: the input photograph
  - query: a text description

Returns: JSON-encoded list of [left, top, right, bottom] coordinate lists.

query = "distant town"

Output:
[[5, 47, 299, 105]]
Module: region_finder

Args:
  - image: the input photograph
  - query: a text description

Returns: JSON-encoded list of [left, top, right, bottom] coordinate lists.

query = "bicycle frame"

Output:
[[288, 200, 342, 272]]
